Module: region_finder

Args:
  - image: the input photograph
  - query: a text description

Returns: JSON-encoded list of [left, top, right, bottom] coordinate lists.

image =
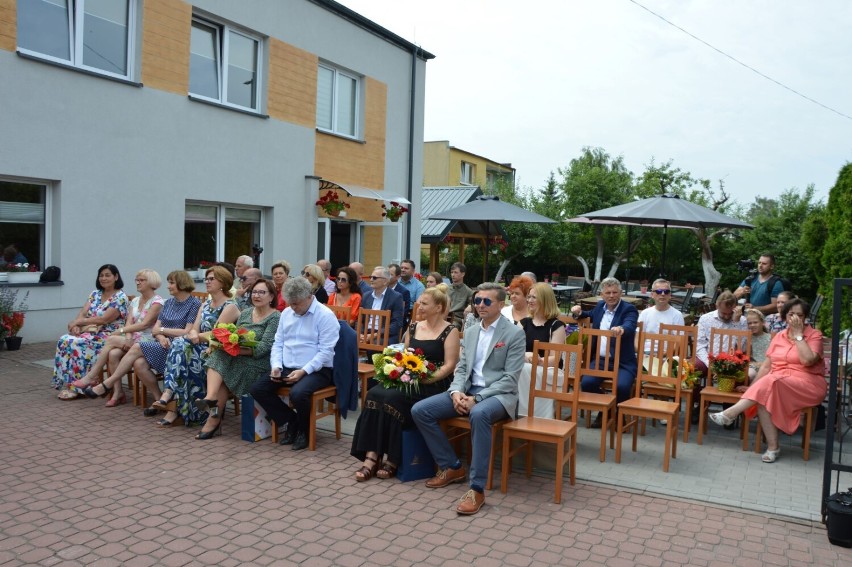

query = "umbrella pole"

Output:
[[484, 223, 490, 283], [660, 222, 668, 278], [624, 226, 632, 291]]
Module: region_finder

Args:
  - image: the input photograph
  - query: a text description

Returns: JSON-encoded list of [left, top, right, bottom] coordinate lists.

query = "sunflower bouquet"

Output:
[[372, 346, 438, 395], [208, 322, 258, 356]]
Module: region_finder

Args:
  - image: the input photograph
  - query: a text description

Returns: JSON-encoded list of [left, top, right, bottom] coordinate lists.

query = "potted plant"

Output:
[[0, 287, 29, 350], [381, 201, 409, 222], [315, 191, 350, 217], [5, 263, 40, 284]]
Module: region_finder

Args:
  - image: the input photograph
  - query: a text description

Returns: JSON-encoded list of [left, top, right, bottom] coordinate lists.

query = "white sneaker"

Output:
[[709, 412, 734, 427]]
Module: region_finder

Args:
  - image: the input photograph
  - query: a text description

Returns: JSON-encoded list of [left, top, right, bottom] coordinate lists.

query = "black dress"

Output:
[[350, 322, 453, 465], [520, 317, 564, 367]]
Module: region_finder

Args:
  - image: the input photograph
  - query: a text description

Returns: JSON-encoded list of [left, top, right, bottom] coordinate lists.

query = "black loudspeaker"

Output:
[[826, 488, 852, 547]]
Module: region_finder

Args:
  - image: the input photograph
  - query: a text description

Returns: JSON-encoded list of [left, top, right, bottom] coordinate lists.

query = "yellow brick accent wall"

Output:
[[268, 39, 316, 127], [0, 0, 16, 52], [315, 77, 387, 221], [141, 0, 191, 95]]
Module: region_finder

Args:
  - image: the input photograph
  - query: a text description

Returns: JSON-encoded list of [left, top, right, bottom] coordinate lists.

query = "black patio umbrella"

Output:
[[428, 195, 557, 279], [567, 194, 753, 278]]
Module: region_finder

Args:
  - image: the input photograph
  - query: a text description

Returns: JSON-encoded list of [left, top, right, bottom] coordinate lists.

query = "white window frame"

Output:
[[460, 161, 475, 185], [0, 176, 53, 272], [189, 16, 264, 112], [184, 202, 264, 270], [16, 0, 137, 81], [316, 62, 361, 139]]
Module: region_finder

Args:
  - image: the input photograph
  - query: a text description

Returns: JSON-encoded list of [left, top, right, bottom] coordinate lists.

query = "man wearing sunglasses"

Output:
[[360, 266, 404, 343], [571, 277, 639, 428], [637, 279, 684, 354], [412, 283, 525, 515]]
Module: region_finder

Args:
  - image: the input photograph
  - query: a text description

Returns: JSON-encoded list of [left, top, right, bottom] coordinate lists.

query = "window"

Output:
[[189, 17, 262, 111], [0, 179, 48, 271], [184, 203, 262, 269], [17, 0, 136, 80], [460, 162, 475, 185], [316, 63, 360, 138]]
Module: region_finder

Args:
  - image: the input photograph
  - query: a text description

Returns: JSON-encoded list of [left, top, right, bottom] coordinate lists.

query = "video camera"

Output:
[[736, 258, 758, 286]]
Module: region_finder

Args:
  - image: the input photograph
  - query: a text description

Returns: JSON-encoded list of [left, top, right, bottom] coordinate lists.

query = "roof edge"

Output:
[[309, 0, 436, 60]]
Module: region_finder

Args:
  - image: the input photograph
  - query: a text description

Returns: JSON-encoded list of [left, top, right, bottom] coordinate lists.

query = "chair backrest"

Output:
[[708, 327, 751, 384], [355, 308, 391, 353], [566, 276, 586, 288], [191, 291, 208, 301], [634, 331, 688, 403], [327, 304, 350, 322], [659, 323, 698, 365], [578, 327, 622, 381], [676, 287, 695, 313], [810, 294, 824, 323], [529, 340, 583, 421]]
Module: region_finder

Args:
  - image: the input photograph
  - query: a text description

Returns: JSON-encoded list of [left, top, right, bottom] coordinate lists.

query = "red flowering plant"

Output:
[[0, 288, 29, 339], [709, 350, 749, 384], [381, 201, 409, 222], [372, 346, 439, 395], [315, 191, 350, 215], [207, 323, 258, 356], [414, 272, 425, 283], [4, 263, 38, 272], [2, 312, 25, 337], [198, 260, 216, 269]]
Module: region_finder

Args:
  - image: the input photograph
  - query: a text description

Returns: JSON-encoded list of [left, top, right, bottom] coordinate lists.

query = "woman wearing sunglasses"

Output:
[[301, 263, 329, 304], [328, 266, 362, 326]]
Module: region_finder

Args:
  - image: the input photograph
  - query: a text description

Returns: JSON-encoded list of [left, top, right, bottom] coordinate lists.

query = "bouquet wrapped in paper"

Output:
[[372, 346, 438, 395]]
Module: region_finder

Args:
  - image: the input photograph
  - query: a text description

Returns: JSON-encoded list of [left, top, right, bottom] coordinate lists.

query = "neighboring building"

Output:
[[423, 141, 514, 192], [0, 0, 432, 341]]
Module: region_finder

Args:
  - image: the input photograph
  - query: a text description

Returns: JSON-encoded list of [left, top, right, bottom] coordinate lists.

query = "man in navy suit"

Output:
[[388, 263, 412, 325], [571, 277, 638, 427], [360, 266, 405, 343]]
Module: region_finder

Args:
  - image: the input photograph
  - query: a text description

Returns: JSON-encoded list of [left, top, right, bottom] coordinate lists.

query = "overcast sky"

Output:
[[340, 0, 852, 206]]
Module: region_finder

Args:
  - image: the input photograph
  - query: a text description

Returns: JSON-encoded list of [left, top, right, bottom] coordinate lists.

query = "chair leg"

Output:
[[500, 434, 511, 494], [599, 408, 608, 462], [697, 398, 706, 445], [554, 440, 564, 504], [683, 393, 692, 443], [615, 412, 624, 463], [271, 419, 279, 443], [663, 421, 672, 472], [803, 407, 813, 461], [308, 397, 317, 451]]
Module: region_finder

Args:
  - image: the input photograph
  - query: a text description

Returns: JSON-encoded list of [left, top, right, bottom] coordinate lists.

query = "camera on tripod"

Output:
[[737, 258, 758, 285]]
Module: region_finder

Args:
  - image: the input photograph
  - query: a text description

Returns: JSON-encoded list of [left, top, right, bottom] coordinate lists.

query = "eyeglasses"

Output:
[[134, 278, 147, 283], [653, 289, 671, 295], [251, 290, 269, 296], [204, 277, 216, 283], [239, 276, 247, 282], [527, 295, 537, 301], [337, 278, 348, 282], [370, 276, 386, 281], [301, 270, 308, 276], [473, 297, 493, 306]]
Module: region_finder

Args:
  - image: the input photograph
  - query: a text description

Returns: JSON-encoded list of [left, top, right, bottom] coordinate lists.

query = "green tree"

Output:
[[818, 163, 852, 331]]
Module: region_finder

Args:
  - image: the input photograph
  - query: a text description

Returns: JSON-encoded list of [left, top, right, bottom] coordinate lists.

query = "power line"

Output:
[[626, 0, 852, 121]]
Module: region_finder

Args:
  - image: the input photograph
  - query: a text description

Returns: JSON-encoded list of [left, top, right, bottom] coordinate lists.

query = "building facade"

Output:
[[423, 140, 514, 192], [0, 0, 432, 341]]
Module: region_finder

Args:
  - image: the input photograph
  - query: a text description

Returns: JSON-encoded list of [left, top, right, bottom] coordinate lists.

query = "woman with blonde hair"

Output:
[[517, 282, 567, 417], [301, 263, 329, 304], [73, 269, 164, 406], [745, 308, 771, 380], [351, 283, 459, 481]]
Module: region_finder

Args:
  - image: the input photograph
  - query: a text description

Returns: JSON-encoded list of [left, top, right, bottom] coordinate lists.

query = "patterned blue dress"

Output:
[[52, 290, 128, 391], [164, 298, 234, 425], [139, 295, 202, 374]]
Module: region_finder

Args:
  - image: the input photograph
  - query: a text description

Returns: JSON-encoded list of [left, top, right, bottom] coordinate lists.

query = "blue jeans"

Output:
[[411, 387, 508, 491]]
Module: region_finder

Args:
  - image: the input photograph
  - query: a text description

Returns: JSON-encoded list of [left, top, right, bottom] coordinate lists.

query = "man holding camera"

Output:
[[733, 254, 784, 315]]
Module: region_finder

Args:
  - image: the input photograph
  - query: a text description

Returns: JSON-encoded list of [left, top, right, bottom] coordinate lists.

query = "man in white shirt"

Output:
[[250, 277, 339, 451], [637, 278, 685, 353]]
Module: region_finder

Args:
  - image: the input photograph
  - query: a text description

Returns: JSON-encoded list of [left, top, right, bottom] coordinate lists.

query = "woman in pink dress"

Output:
[[710, 299, 825, 463]]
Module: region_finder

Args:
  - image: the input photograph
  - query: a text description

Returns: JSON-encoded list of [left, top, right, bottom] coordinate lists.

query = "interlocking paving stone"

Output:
[[1, 342, 851, 566]]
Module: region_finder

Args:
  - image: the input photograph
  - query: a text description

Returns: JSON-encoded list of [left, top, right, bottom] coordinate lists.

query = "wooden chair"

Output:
[[355, 309, 391, 407], [697, 327, 751, 446], [191, 291, 208, 301], [500, 341, 582, 503], [269, 385, 341, 451], [616, 332, 688, 472], [327, 304, 351, 323], [440, 416, 510, 491], [570, 327, 621, 461], [753, 405, 818, 461], [642, 323, 699, 442]]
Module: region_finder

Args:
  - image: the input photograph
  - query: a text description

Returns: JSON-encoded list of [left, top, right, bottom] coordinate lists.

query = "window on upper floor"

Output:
[[460, 161, 475, 185], [0, 178, 49, 272], [184, 203, 262, 270], [189, 17, 263, 112], [17, 0, 136, 80], [316, 63, 360, 138]]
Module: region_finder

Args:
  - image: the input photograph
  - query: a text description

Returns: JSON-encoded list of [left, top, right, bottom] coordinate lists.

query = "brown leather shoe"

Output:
[[425, 466, 466, 488], [455, 489, 485, 515]]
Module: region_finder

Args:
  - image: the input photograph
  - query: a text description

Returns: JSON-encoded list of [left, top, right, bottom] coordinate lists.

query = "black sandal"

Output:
[[142, 407, 160, 417], [376, 462, 397, 480], [82, 383, 112, 399], [151, 390, 174, 410], [355, 458, 379, 482]]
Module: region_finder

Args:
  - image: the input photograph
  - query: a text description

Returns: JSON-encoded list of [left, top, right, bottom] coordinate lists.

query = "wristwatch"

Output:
[[795, 335, 804, 342], [474, 394, 483, 403]]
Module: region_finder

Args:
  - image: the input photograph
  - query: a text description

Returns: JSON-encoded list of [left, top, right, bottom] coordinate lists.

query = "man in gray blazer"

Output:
[[412, 282, 525, 515]]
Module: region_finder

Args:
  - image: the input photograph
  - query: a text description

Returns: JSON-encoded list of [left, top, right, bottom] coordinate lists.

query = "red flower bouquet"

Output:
[[209, 323, 257, 356]]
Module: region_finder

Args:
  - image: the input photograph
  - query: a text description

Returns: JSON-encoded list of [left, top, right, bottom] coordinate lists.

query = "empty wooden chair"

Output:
[[616, 331, 688, 472], [574, 327, 622, 461], [500, 341, 582, 503]]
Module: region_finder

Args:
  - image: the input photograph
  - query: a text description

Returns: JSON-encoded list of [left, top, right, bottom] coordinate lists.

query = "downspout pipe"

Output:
[[405, 45, 418, 257]]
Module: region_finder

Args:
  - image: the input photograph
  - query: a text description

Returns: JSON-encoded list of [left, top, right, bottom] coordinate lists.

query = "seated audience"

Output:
[[72, 269, 164, 405], [54, 264, 129, 400], [426, 272, 444, 288], [710, 299, 826, 463], [270, 260, 290, 311], [360, 266, 404, 344], [746, 308, 771, 380], [765, 290, 795, 334], [351, 284, 459, 481], [500, 275, 534, 326], [518, 283, 567, 417], [194, 279, 281, 439], [302, 263, 329, 304], [235, 268, 262, 309]]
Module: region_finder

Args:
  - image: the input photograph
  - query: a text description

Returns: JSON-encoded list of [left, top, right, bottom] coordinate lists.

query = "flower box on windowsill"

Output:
[[6, 272, 40, 284]]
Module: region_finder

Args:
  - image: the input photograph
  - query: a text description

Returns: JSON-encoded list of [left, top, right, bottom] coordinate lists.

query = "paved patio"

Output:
[[1, 341, 851, 566]]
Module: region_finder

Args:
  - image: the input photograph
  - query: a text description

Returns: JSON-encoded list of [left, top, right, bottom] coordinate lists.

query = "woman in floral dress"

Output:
[[156, 265, 239, 426], [54, 264, 128, 400]]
